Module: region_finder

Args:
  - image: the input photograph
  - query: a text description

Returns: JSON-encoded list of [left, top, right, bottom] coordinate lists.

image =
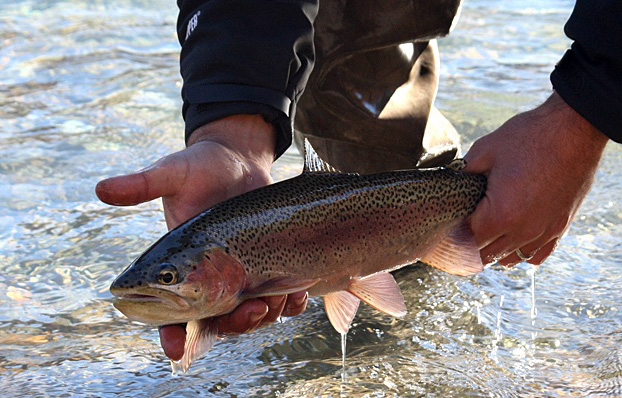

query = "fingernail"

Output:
[[267, 295, 287, 311], [249, 308, 268, 325], [294, 292, 308, 306], [285, 292, 308, 313]]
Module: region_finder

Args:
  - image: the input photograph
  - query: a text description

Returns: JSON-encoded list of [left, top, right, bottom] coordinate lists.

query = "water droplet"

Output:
[[340, 332, 347, 383], [490, 294, 505, 363]]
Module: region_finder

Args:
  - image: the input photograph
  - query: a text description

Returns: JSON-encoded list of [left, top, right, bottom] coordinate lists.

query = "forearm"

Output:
[[177, 0, 319, 157], [550, 0, 622, 143]]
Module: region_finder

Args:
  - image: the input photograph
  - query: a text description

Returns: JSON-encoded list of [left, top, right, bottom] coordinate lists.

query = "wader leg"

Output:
[[294, 0, 462, 173]]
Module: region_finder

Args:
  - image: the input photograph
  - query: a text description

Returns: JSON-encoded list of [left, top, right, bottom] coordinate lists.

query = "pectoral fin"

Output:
[[421, 221, 484, 276], [347, 272, 407, 317], [323, 291, 361, 334], [171, 318, 218, 374], [244, 277, 320, 298]]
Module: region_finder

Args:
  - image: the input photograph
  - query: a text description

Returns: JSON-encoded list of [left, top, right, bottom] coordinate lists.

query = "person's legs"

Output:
[[295, 0, 462, 173]]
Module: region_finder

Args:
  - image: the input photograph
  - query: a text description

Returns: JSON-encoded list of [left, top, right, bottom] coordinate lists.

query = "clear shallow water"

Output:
[[1, 0, 621, 396]]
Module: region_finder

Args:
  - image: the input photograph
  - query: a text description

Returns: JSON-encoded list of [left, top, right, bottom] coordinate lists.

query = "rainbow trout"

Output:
[[110, 151, 486, 372]]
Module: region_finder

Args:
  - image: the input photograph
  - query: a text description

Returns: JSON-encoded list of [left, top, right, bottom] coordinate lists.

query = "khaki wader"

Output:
[[295, 0, 462, 173]]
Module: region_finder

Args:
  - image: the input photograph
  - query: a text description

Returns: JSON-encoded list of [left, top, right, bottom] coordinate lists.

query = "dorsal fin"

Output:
[[303, 138, 340, 173]]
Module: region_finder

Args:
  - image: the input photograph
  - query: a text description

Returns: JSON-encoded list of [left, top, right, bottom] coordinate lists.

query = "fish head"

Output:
[[110, 231, 247, 325]]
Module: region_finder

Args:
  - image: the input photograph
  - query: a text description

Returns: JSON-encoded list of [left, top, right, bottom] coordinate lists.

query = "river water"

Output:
[[1, 1, 621, 396]]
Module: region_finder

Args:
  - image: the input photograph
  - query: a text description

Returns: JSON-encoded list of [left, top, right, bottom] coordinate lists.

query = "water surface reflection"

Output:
[[1, 0, 621, 396]]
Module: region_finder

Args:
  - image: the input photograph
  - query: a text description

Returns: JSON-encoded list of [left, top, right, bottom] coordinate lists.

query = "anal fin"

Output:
[[323, 291, 360, 334], [421, 220, 484, 276], [347, 272, 407, 317], [171, 318, 218, 374]]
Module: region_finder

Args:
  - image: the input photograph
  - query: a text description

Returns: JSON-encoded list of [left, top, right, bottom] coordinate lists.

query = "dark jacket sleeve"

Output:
[[550, 0, 622, 143], [177, 0, 318, 157]]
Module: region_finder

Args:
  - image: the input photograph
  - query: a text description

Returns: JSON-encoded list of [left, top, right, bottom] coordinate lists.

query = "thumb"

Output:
[[95, 158, 183, 206], [463, 144, 492, 175], [159, 324, 186, 362]]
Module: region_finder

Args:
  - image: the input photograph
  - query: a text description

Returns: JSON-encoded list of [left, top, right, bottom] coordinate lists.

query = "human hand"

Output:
[[464, 92, 608, 267], [96, 115, 308, 361]]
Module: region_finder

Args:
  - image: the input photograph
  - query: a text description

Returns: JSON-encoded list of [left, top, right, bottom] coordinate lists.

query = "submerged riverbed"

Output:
[[1, 0, 621, 396]]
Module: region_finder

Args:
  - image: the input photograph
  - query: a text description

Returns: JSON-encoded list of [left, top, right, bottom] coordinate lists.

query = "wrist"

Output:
[[187, 115, 277, 170], [544, 92, 609, 152], [528, 92, 609, 175]]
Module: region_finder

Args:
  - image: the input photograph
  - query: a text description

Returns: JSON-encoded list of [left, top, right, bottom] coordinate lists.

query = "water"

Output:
[[1, 0, 621, 396], [528, 266, 538, 345]]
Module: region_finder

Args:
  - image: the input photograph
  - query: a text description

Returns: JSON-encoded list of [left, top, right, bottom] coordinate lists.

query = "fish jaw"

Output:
[[111, 286, 198, 325]]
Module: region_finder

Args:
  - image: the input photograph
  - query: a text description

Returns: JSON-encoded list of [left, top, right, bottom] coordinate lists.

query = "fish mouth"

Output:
[[115, 293, 168, 304], [110, 287, 195, 324]]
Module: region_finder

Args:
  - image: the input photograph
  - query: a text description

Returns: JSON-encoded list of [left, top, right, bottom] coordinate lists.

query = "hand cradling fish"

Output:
[[110, 143, 487, 372]]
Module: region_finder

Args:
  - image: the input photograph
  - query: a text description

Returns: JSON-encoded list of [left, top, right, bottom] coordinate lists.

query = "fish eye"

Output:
[[157, 265, 178, 285]]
